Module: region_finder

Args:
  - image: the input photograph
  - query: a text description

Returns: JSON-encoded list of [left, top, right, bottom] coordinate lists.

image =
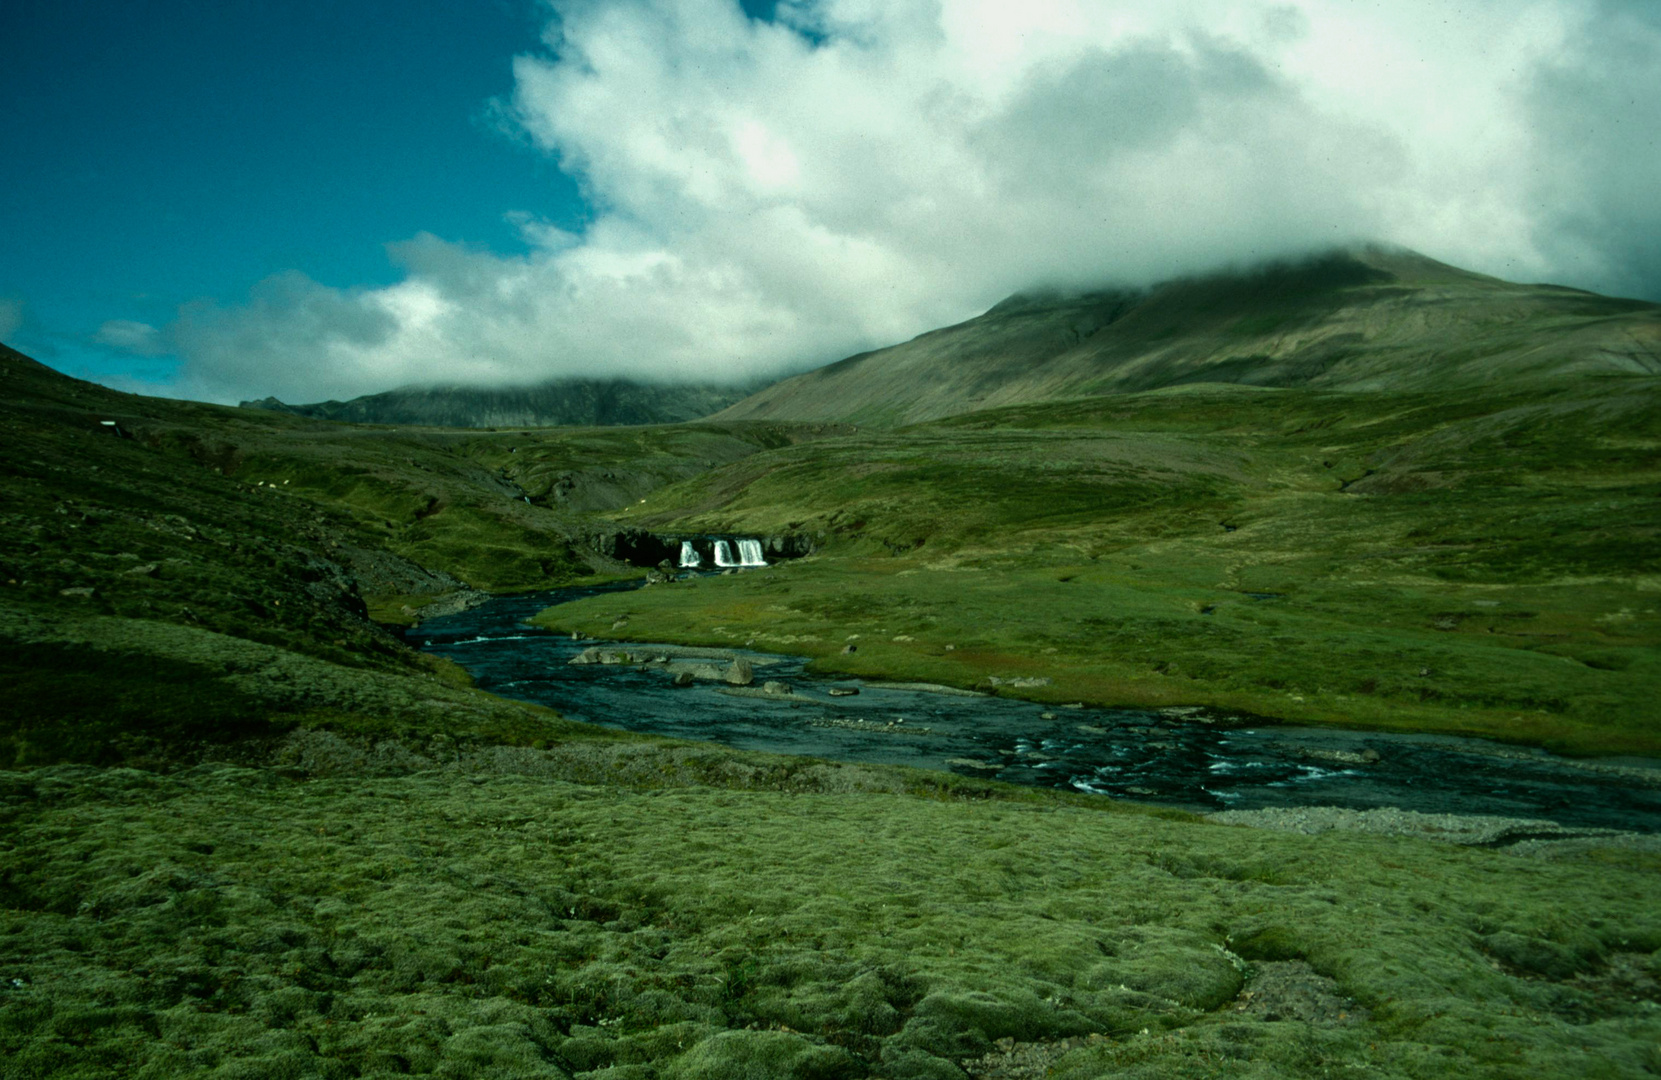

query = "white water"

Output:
[[713, 540, 736, 567], [679, 540, 701, 569], [737, 539, 767, 567]]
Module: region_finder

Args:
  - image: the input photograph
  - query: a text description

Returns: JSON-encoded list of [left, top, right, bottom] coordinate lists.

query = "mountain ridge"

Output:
[[242, 376, 764, 429], [714, 246, 1661, 426]]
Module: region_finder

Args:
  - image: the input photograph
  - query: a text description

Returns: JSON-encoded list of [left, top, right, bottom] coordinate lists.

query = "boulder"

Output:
[[841, 644, 857, 654], [725, 658, 755, 686], [672, 672, 695, 687], [762, 680, 792, 695], [568, 647, 601, 665], [827, 687, 859, 697]]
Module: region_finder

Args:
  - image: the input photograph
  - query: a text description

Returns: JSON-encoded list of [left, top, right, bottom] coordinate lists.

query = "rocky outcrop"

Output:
[[589, 529, 818, 568], [240, 377, 763, 429]]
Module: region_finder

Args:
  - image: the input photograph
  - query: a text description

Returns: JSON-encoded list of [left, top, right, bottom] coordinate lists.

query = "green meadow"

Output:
[[545, 381, 1661, 755], [4, 343, 1661, 1076]]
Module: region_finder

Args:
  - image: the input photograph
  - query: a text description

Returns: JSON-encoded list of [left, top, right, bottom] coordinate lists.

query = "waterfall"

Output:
[[712, 540, 736, 567], [678, 540, 701, 569], [737, 539, 767, 567]]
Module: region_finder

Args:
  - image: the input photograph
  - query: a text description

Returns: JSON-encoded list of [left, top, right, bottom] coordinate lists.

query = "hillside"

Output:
[[589, 374, 1661, 755], [0, 344, 829, 765], [5, 337, 1661, 1077], [243, 376, 763, 429], [715, 247, 1661, 426]]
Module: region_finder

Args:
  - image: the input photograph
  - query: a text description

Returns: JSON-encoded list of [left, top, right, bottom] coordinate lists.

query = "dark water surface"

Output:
[[408, 582, 1661, 833]]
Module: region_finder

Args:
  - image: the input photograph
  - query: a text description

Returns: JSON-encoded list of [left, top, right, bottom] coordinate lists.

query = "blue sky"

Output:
[[4, 1, 1657, 404], [1, 0, 582, 384]]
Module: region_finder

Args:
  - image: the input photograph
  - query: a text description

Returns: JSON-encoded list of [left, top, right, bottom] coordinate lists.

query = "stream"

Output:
[[406, 581, 1661, 834]]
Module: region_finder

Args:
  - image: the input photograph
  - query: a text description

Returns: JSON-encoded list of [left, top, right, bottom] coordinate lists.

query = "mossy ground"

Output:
[[3, 748, 1659, 1078]]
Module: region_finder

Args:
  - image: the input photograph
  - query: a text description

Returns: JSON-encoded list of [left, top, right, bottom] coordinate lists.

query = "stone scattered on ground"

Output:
[[716, 686, 821, 704], [1230, 960, 1368, 1024], [809, 716, 930, 734], [862, 680, 987, 697], [663, 661, 724, 681], [1294, 745, 1382, 765], [961, 1034, 1112, 1079], [413, 589, 492, 621]]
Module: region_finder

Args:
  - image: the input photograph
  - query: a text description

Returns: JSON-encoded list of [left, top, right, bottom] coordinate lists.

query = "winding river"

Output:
[[407, 582, 1661, 835]]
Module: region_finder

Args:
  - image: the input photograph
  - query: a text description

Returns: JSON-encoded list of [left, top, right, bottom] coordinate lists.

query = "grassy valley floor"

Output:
[[544, 382, 1661, 756]]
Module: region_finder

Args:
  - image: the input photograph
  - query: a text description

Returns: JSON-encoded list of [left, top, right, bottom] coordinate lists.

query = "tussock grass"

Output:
[[3, 750, 1658, 1078]]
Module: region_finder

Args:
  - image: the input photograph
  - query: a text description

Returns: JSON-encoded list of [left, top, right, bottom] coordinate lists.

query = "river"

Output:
[[406, 582, 1661, 834]]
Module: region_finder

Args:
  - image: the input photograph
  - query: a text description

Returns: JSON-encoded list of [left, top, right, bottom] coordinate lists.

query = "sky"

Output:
[[3, 0, 1658, 405]]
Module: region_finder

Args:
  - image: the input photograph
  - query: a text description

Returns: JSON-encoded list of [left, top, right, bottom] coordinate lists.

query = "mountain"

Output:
[[714, 246, 1661, 426], [242, 376, 764, 428]]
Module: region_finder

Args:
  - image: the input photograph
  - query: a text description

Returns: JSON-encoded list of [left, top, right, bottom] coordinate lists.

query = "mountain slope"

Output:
[[243, 376, 763, 428], [715, 247, 1661, 426]]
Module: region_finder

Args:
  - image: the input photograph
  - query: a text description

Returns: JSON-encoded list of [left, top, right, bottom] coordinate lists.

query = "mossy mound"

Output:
[[3, 756, 1659, 1078]]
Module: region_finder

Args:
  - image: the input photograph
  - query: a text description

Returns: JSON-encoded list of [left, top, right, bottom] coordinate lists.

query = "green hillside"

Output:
[[242, 376, 762, 429], [4, 240, 1661, 1079], [715, 248, 1661, 426], [0, 344, 828, 766], [554, 378, 1661, 755]]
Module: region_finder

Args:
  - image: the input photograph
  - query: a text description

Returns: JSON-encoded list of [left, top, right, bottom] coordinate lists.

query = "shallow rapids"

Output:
[[406, 583, 1661, 835]]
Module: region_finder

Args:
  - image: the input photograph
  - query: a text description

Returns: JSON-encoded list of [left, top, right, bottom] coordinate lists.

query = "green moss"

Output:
[[3, 761, 1659, 1078]]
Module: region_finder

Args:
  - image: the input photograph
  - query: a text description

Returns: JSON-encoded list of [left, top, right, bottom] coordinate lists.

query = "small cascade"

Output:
[[678, 540, 701, 569], [737, 539, 767, 567], [712, 540, 736, 567]]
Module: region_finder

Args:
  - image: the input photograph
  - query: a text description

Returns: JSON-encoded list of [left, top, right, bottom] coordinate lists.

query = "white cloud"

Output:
[[93, 319, 167, 356], [0, 296, 23, 342], [166, 0, 1661, 404]]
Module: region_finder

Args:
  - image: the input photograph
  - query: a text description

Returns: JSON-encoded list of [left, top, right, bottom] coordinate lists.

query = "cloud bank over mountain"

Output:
[[162, 0, 1661, 403]]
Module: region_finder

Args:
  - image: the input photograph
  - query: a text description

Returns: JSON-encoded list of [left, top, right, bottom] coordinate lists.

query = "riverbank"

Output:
[[413, 589, 1661, 833], [527, 551, 1661, 759]]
